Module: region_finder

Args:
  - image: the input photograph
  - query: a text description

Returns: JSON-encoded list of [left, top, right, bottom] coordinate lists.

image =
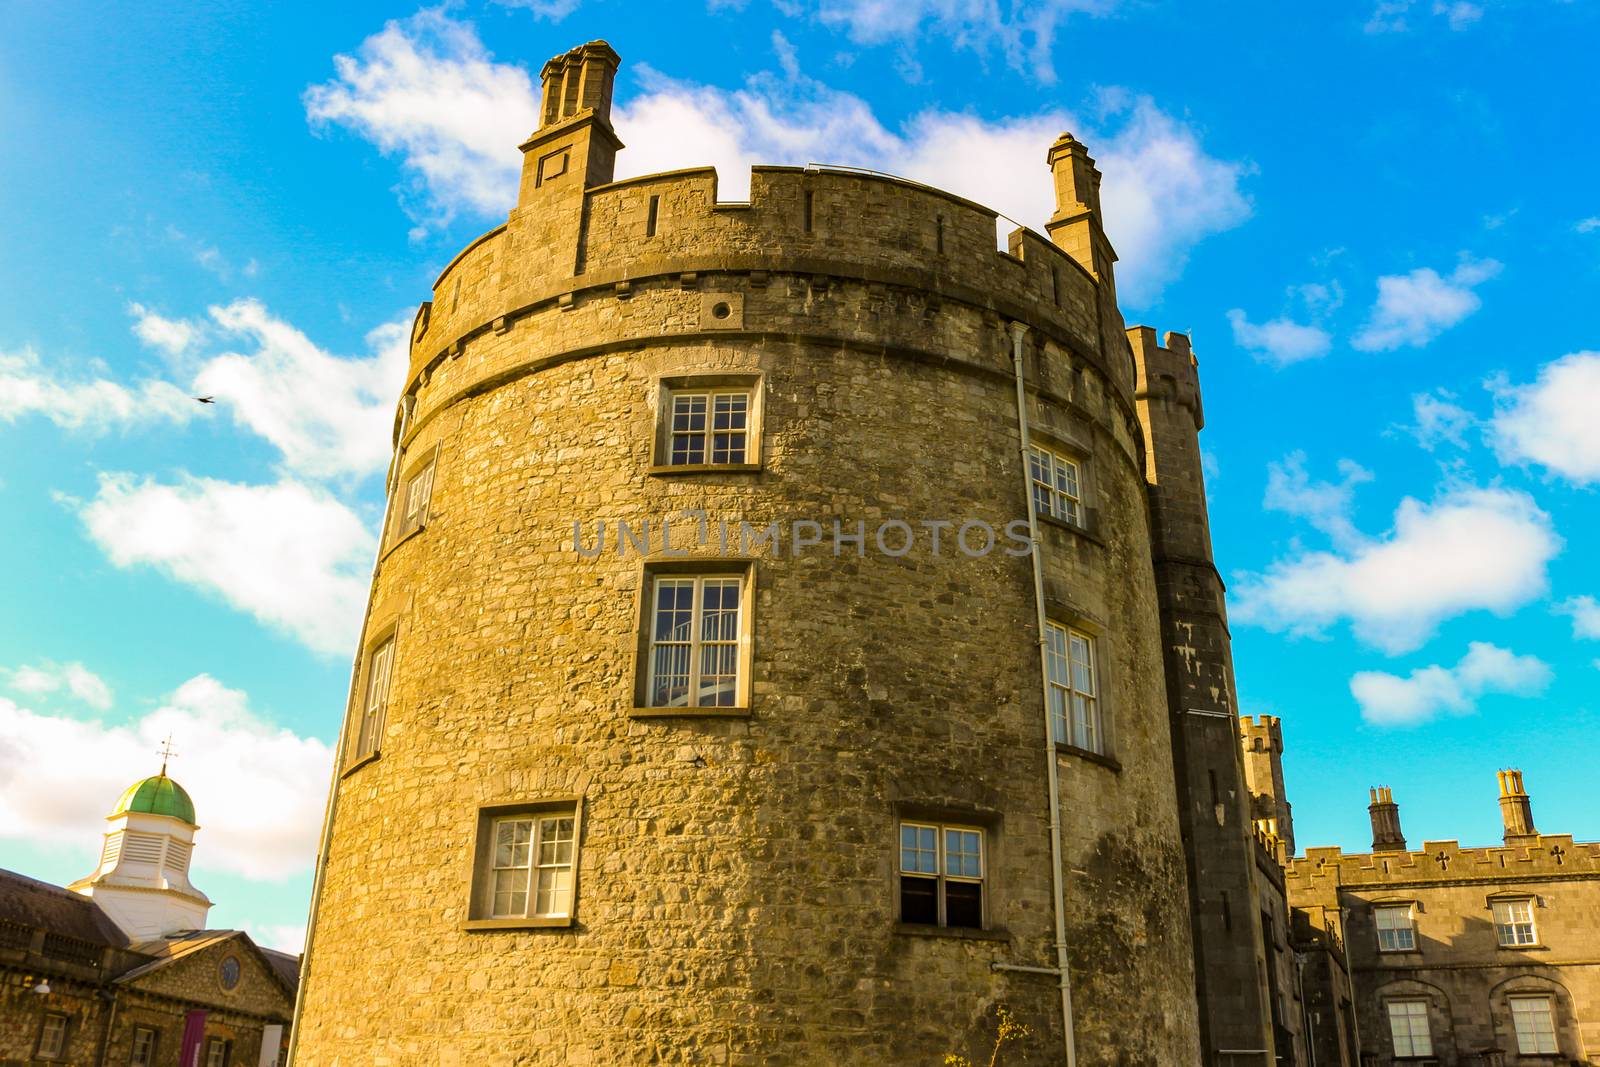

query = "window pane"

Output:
[[650, 644, 690, 706], [653, 580, 695, 641], [1069, 634, 1094, 694], [700, 580, 741, 641], [1387, 1001, 1431, 1057], [900, 824, 937, 874], [944, 880, 983, 929], [1512, 997, 1558, 1054], [945, 830, 981, 878], [900, 875, 938, 924]]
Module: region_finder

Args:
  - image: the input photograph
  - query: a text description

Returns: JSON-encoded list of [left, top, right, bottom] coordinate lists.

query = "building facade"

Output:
[[1288, 772, 1600, 1065], [0, 773, 298, 1067], [282, 36, 1311, 1066]]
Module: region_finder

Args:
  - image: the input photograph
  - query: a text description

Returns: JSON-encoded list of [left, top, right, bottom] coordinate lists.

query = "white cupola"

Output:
[[67, 767, 212, 940]]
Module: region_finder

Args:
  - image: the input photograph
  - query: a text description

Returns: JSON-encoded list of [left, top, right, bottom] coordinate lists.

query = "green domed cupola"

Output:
[[111, 774, 196, 825]]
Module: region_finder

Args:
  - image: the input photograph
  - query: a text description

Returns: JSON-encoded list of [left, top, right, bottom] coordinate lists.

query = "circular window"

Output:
[[711, 302, 731, 320], [219, 956, 241, 991]]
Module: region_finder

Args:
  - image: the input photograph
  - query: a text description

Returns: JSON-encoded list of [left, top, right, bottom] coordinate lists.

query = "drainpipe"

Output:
[[284, 396, 412, 1067], [1009, 320, 1077, 1067]]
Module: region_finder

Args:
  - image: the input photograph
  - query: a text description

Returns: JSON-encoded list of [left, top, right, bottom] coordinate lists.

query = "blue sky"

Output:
[[2, 0, 1598, 951]]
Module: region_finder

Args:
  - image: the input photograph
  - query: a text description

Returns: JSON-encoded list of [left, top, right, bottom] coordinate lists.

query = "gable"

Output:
[[117, 933, 294, 1020]]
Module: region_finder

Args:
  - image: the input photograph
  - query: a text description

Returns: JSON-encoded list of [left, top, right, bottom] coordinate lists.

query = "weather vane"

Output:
[[158, 735, 178, 776]]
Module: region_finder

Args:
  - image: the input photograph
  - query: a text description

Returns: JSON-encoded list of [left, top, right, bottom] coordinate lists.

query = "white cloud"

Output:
[[1351, 642, 1550, 726], [192, 300, 408, 481], [1352, 257, 1501, 351], [1227, 309, 1332, 366], [1406, 389, 1476, 449], [129, 303, 199, 359], [0, 348, 194, 432], [0, 675, 331, 880], [1263, 452, 1373, 549], [1, 662, 113, 711], [304, 10, 539, 235], [1489, 351, 1600, 484], [1556, 595, 1600, 639], [77, 473, 375, 655], [1578, 217, 1600, 234], [307, 13, 1248, 304], [812, 0, 1116, 83], [1232, 485, 1560, 654], [1366, 0, 1484, 32], [254, 923, 308, 955], [489, 0, 580, 17]]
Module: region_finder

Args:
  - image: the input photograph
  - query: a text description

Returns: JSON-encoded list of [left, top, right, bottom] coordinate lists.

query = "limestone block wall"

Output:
[[292, 159, 1201, 1066], [1290, 838, 1600, 1064]]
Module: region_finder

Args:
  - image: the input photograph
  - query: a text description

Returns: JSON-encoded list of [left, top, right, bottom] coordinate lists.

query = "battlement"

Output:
[[409, 161, 1135, 408], [1240, 714, 1283, 751], [1127, 326, 1202, 430], [1287, 834, 1600, 889]]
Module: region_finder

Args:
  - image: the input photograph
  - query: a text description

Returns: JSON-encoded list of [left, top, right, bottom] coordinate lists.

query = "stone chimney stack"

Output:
[[1498, 769, 1537, 842], [1045, 133, 1118, 290], [1369, 786, 1406, 852], [539, 40, 619, 129]]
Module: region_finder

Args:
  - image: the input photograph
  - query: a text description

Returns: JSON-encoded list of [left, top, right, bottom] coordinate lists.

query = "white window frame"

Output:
[[402, 457, 436, 528], [1510, 995, 1559, 1054], [1375, 904, 1417, 952], [1028, 443, 1083, 526], [666, 388, 752, 466], [352, 634, 395, 763], [204, 1036, 230, 1067], [1493, 897, 1538, 947], [897, 820, 986, 929], [37, 1012, 67, 1059], [645, 574, 744, 709], [1045, 622, 1102, 753], [129, 1026, 157, 1067], [486, 812, 576, 919], [1386, 999, 1433, 1058]]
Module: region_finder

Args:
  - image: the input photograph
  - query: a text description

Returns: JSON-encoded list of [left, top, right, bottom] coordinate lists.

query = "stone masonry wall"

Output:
[[293, 100, 1202, 1066]]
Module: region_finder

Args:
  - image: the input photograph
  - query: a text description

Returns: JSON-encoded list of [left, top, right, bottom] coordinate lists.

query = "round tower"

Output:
[[291, 41, 1200, 1066], [68, 771, 211, 940]]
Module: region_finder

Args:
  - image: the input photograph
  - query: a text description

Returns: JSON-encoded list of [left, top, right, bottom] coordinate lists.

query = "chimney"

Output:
[[1498, 769, 1537, 842], [1044, 133, 1117, 285], [1368, 786, 1406, 852], [539, 41, 620, 129]]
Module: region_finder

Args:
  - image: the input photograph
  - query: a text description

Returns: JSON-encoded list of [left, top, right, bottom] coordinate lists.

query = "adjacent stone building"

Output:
[[1288, 772, 1600, 1065], [0, 772, 298, 1066], [286, 35, 1309, 1066]]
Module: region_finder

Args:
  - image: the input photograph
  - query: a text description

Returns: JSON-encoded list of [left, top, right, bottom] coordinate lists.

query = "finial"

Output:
[[158, 735, 178, 776]]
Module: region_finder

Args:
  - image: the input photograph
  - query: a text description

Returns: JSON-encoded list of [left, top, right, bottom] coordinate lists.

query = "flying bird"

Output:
[[193, 395, 215, 404]]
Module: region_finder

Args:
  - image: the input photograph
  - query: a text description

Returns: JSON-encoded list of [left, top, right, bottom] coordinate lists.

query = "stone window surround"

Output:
[[386, 441, 441, 554], [1028, 426, 1098, 539], [463, 796, 585, 931], [1372, 898, 1421, 954], [649, 372, 764, 475], [1041, 605, 1117, 767], [1509, 994, 1560, 1055], [1383, 997, 1434, 1059], [36, 1011, 69, 1059], [891, 801, 1010, 943], [1488, 892, 1543, 948], [343, 617, 401, 775], [630, 558, 756, 718], [129, 1025, 159, 1066]]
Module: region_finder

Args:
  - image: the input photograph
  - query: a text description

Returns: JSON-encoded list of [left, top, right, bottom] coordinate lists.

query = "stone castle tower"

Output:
[[288, 40, 1271, 1065]]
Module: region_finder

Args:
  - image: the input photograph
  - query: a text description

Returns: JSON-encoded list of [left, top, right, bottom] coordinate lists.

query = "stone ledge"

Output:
[[893, 923, 1012, 943], [647, 463, 764, 477], [628, 707, 752, 720], [463, 917, 575, 932]]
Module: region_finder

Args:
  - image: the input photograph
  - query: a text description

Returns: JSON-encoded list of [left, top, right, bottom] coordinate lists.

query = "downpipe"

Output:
[[1009, 321, 1078, 1067]]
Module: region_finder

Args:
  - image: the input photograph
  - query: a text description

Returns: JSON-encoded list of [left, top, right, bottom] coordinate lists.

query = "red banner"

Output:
[[179, 1010, 208, 1067]]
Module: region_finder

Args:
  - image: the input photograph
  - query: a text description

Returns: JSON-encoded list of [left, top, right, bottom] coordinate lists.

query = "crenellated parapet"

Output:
[[1288, 835, 1600, 891]]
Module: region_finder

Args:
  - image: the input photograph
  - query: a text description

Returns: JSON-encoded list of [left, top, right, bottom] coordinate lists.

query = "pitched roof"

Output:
[[0, 868, 128, 947], [260, 947, 302, 995], [119, 929, 300, 998]]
